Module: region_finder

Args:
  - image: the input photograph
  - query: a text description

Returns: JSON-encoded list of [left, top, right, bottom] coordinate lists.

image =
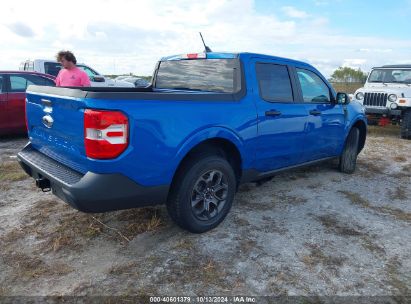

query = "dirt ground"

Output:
[[0, 126, 410, 299]]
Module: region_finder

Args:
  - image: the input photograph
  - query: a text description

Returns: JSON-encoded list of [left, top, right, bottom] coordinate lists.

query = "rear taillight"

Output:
[[84, 109, 129, 159]]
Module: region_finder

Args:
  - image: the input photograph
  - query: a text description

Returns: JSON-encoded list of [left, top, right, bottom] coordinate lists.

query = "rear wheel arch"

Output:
[[169, 138, 243, 195]]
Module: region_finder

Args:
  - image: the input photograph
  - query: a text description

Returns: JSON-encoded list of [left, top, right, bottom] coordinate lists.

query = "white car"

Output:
[[19, 59, 134, 88], [122, 76, 150, 87], [354, 64, 411, 139]]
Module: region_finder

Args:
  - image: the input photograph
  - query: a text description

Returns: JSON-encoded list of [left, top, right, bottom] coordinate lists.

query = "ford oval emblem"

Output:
[[42, 115, 54, 128]]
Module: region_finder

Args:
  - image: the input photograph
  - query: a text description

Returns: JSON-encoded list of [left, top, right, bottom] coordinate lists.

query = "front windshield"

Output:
[[368, 68, 411, 84]]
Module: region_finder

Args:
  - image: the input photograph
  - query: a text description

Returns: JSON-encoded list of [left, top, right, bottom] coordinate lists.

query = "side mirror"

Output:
[[336, 92, 350, 105], [91, 76, 105, 83]]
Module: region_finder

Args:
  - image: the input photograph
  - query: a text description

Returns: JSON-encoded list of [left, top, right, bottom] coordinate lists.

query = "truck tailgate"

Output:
[[26, 86, 88, 173]]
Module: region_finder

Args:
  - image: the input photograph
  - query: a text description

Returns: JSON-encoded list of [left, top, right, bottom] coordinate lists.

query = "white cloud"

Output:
[[0, 0, 410, 77], [281, 6, 309, 18], [342, 59, 367, 68], [357, 48, 393, 53]]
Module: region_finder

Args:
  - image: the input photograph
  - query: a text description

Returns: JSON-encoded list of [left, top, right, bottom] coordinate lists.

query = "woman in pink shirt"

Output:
[[55, 51, 91, 87]]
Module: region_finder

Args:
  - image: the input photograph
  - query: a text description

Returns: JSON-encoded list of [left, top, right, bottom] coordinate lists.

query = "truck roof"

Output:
[[161, 52, 312, 68], [0, 70, 55, 79], [375, 64, 411, 69]]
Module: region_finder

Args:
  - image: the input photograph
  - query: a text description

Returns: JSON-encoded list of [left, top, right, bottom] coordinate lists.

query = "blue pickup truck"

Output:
[[18, 52, 367, 233]]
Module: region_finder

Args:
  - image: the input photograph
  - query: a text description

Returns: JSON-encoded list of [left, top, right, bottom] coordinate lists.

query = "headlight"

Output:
[[355, 92, 364, 100], [388, 94, 397, 102]]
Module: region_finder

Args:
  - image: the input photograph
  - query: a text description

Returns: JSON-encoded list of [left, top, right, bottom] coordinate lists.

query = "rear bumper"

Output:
[[17, 144, 169, 213]]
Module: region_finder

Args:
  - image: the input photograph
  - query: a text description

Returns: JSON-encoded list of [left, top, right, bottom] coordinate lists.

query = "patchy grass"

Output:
[[0, 201, 165, 256], [338, 191, 411, 222], [117, 208, 164, 239], [269, 266, 303, 294], [0, 183, 11, 193], [393, 156, 407, 163], [367, 125, 400, 137], [388, 187, 408, 201], [173, 239, 194, 251], [360, 236, 386, 257], [357, 159, 386, 177], [0, 286, 10, 296], [339, 190, 411, 223], [258, 217, 288, 234], [0, 161, 27, 182], [155, 254, 231, 292], [232, 216, 251, 227], [273, 191, 308, 206], [385, 257, 410, 295], [307, 183, 322, 189], [316, 214, 363, 236], [107, 262, 139, 275], [1, 252, 72, 279], [301, 243, 347, 270], [402, 164, 411, 175], [238, 238, 257, 255]]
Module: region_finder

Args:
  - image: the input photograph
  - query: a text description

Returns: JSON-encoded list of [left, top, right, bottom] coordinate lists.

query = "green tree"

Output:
[[330, 67, 367, 83]]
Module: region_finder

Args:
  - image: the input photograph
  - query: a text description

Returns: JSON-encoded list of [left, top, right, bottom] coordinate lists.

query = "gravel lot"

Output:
[[0, 127, 410, 299]]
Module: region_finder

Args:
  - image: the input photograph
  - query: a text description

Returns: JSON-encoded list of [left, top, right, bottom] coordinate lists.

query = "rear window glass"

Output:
[[155, 59, 241, 93]]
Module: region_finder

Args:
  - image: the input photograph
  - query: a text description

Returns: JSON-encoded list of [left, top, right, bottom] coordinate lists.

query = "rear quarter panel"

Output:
[[72, 96, 257, 187]]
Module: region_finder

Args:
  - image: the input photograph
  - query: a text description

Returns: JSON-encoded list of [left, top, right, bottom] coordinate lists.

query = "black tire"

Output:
[[400, 110, 411, 139], [339, 127, 360, 174], [167, 154, 236, 233]]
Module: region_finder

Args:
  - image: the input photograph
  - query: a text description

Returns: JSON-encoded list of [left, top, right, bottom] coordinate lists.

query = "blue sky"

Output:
[[1, 0, 410, 77], [256, 0, 411, 38]]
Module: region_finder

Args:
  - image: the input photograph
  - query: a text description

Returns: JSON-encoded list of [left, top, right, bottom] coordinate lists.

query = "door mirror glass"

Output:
[[336, 92, 350, 105]]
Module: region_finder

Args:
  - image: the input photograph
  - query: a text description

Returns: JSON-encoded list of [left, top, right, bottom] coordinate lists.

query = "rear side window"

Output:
[[9, 74, 55, 92], [155, 59, 241, 93], [10, 75, 32, 92], [296, 69, 330, 103], [28, 75, 56, 86], [0, 75, 4, 93], [256, 63, 293, 102], [44, 62, 62, 77]]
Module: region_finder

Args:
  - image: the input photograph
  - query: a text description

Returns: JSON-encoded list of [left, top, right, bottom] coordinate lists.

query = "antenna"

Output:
[[199, 32, 212, 53]]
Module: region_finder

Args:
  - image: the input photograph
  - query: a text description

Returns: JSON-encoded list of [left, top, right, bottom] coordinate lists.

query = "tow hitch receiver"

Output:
[[35, 178, 51, 192]]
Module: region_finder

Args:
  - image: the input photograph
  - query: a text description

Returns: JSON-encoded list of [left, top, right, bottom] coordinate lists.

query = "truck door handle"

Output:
[[309, 109, 322, 116], [265, 110, 282, 117]]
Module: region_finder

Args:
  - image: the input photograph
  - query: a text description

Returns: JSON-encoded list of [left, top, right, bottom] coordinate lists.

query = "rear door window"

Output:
[[255, 63, 294, 102]]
